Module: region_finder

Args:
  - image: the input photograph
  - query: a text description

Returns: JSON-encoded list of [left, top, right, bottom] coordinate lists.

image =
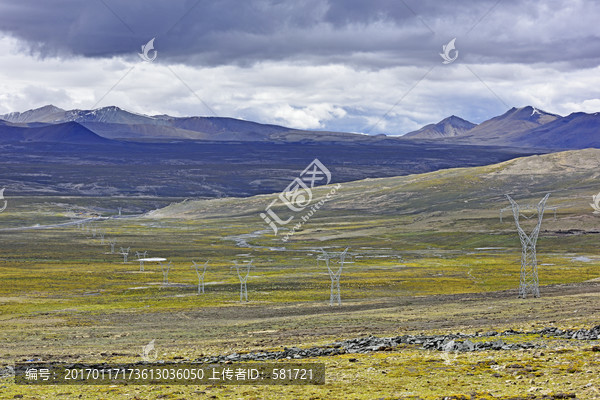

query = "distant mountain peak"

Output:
[[403, 114, 476, 139], [452, 105, 560, 143], [501, 106, 560, 122], [1, 104, 66, 123], [33, 104, 65, 113], [16, 104, 66, 114], [441, 115, 471, 124]]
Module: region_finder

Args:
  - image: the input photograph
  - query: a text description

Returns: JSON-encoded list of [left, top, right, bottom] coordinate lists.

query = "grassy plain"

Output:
[[1, 149, 599, 398]]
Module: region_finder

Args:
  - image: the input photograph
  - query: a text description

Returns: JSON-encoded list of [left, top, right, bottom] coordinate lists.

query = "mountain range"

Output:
[[402, 106, 600, 149], [1, 104, 599, 149], [0, 105, 381, 144]]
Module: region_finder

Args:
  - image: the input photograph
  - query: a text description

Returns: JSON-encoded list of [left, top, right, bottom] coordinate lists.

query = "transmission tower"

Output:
[[160, 261, 172, 285], [501, 201, 557, 222], [120, 247, 130, 263], [232, 260, 253, 302], [504, 193, 550, 298], [108, 239, 116, 254], [135, 251, 148, 271], [318, 248, 349, 306], [192, 260, 209, 294]]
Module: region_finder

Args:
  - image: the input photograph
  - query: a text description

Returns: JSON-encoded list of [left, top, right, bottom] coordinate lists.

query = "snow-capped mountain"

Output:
[[1, 104, 65, 124], [456, 106, 561, 143], [514, 111, 600, 148], [405, 106, 600, 149], [1, 105, 170, 126], [1, 104, 599, 149], [0, 105, 365, 142]]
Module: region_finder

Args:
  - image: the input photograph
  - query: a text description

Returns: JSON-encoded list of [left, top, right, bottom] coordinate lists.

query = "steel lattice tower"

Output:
[[318, 248, 349, 306], [136, 251, 148, 271], [505, 193, 550, 298], [160, 261, 172, 285], [233, 261, 253, 302], [192, 260, 209, 294]]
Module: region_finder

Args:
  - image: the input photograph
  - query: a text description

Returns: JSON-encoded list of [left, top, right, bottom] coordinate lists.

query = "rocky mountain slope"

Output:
[[403, 115, 476, 139]]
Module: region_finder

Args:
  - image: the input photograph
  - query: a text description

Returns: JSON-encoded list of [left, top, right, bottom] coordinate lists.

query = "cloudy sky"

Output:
[[0, 0, 599, 134]]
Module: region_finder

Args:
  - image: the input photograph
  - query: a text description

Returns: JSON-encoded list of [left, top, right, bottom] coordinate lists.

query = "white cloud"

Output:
[[1, 32, 599, 135]]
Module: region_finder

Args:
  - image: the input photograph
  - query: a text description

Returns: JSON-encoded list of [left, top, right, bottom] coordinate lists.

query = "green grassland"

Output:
[[1, 149, 599, 399]]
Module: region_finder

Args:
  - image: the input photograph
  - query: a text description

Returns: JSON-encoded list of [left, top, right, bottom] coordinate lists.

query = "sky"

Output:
[[0, 0, 599, 135]]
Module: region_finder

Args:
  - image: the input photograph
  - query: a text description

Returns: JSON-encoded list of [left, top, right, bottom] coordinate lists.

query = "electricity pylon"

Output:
[[318, 248, 349, 306], [160, 261, 172, 285], [192, 260, 209, 294], [135, 251, 148, 271], [120, 247, 130, 263], [232, 260, 253, 302], [504, 193, 550, 298]]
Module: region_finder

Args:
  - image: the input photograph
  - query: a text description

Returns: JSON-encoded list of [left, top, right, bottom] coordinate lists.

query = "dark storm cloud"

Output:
[[1, 0, 598, 68], [0, 0, 334, 59]]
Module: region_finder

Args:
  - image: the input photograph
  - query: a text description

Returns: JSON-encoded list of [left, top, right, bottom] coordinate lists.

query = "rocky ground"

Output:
[[193, 325, 600, 363], [2, 326, 597, 372]]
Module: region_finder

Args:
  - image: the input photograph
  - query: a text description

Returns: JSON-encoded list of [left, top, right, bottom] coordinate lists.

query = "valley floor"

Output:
[[2, 148, 600, 399], [1, 280, 598, 399]]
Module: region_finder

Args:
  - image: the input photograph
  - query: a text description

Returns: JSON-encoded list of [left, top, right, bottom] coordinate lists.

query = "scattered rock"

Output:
[[537, 325, 600, 340], [552, 393, 576, 399], [0, 366, 14, 379], [476, 360, 498, 367], [442, 340, 456, 352], [163, 325, 599, 363]]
